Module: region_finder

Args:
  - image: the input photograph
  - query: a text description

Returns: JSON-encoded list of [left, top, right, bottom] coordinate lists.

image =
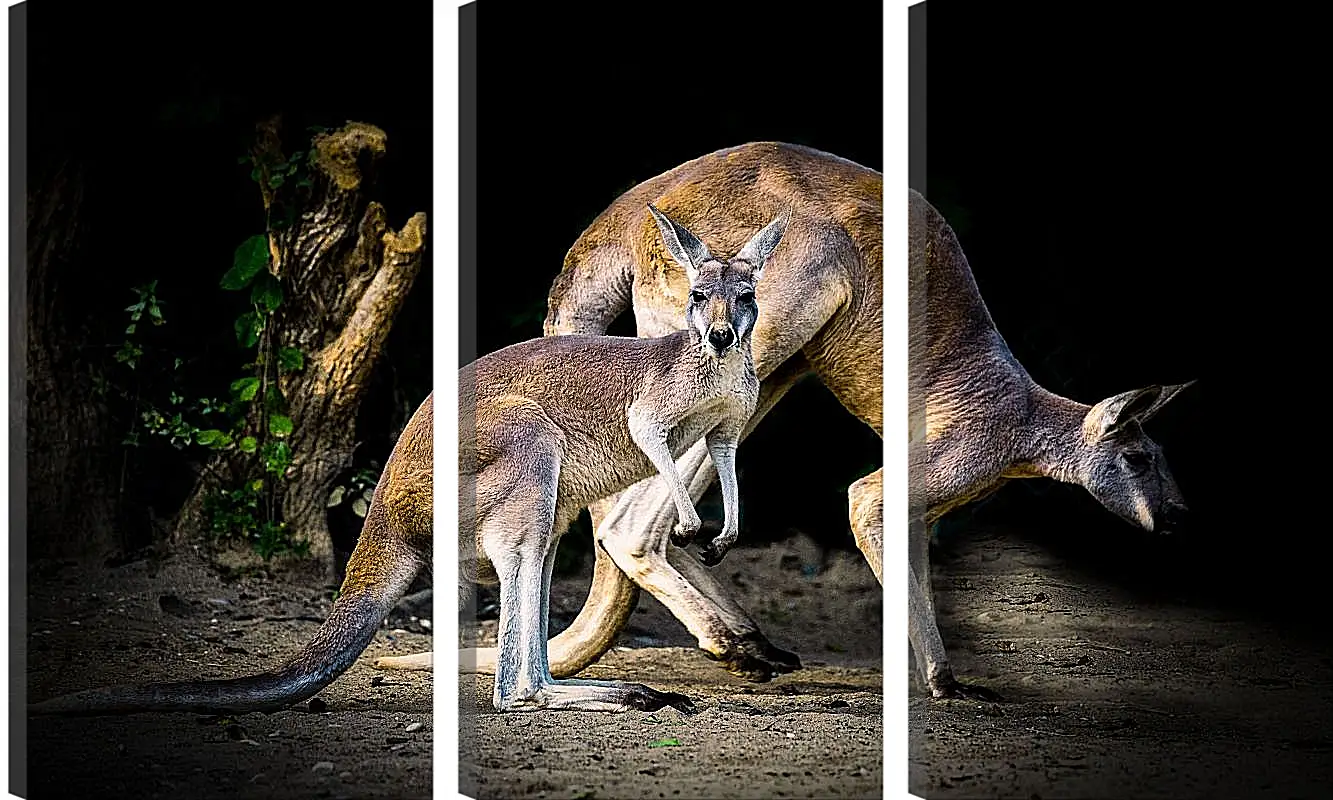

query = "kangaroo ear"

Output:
[[1137, 380, 1196, 423], [648, 203, 711, 282], [1083, 385, 1163, 441], [734, 212, 790, 282]]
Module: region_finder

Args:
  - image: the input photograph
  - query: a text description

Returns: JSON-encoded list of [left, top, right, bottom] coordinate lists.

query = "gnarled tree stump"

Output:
[[173, 120, 427, 581]]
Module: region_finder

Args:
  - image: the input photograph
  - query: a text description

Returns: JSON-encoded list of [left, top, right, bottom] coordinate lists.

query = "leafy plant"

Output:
[[328, 464, 380, 519], [104, 140, 324, 561]]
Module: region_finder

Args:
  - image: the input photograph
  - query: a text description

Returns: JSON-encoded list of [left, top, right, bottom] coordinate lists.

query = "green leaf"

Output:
[[221, 235, 270, 290], [327, 486, 345, 507], [351, 498, 368, 518], [277, 347, 304, 373], [250, 272, 283, 313], [268, 414, 293, 438], [238, 436, 258, 454], [195, 429, 225, 447], [125, 323, 136, 335], [647, 738, 681, 748], [237, 155, 252, 164], [268, 173, 285, 189], [234, 311, 263, 348], [262, 441, 293, 475], [230, 376, 261, 402]]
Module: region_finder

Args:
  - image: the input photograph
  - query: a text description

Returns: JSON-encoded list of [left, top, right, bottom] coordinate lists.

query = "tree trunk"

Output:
[[25, 159, 122, 562], [172, 120, 427, 581]]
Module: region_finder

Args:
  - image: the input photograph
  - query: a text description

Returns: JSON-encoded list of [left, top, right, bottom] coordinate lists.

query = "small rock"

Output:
[[405, 722, 424, 733], [312, 762, 335, 774], [419, 619, 432, 630], [339, 771, 353, 780], [785, 732, 796, 739]]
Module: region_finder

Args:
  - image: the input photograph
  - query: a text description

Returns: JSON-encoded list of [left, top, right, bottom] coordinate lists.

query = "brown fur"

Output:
[[457, 142, 885, 683], [907, 188, 1192, 699]]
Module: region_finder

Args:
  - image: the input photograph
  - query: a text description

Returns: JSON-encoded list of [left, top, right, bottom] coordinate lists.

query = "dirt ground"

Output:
[[911, 522, 1333, 799], [21, 552, 435, 800], [460, 532, 885, 800], [20, 531, 882, 800]]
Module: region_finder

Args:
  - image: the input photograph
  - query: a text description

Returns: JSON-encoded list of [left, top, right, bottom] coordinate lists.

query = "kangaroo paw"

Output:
[[696, 541, 729, 567], [624, 685, 697, 715]]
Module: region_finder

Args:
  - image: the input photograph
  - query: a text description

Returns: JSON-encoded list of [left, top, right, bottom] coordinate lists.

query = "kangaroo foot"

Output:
[[931, 677, 1003, 702], [498, 680, 697, 714], [740, 631, 802, 674], [622, 684, 697, 714], [702, 645, 779, 683]]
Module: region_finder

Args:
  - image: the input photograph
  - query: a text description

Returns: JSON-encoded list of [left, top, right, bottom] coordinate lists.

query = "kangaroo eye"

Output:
[[1123, 451, 1151, 469], [689, 291, 707, 304], [737, 292, 756, 304]]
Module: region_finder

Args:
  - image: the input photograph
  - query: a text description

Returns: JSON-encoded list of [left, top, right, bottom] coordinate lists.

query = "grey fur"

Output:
[[452, 209, 785, 712]]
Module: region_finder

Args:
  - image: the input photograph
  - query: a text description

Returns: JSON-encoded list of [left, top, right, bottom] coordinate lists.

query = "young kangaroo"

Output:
[[458, 205, 785, 712], [908, 187, 1193, 699], [29, 393, 434, 716]]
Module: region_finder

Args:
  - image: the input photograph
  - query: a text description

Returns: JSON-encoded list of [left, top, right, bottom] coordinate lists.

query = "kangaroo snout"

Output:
[[1154, 501, 1189, 535], [707, 327, 736, 353]]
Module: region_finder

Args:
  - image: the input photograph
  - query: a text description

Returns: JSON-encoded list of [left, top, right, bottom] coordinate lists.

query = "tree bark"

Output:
[[172, 120, 427, 581], [25, 159, 122, 562]]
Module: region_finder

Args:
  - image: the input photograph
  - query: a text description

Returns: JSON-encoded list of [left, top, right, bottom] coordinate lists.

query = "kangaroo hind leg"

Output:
[[481, 419, 694, 714]]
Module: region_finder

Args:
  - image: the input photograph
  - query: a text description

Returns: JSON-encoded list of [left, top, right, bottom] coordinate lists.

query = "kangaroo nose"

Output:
[[1155, 502, 1189, 535], [708, 328, 735, 351]]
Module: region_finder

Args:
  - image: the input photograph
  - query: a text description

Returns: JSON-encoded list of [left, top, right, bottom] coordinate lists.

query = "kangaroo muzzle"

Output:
[[707, 327, 736, 354], [1153, 501, 1189, 535]]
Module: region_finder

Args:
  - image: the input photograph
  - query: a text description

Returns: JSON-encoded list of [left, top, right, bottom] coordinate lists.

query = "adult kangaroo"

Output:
[[906, 188, 1192, 698], [447, 142, 886, 683]]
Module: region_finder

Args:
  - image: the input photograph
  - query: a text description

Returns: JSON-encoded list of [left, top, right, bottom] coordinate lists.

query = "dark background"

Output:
[[475, 2, 885, 556], [921, 3, 1325, 619], [24, 2, 434, 560]]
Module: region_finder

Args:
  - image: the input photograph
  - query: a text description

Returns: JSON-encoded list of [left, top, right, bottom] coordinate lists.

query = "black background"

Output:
[[922, 2, 1326, 619], [475, 2, 885, 552], [24, 2, 434, 557]]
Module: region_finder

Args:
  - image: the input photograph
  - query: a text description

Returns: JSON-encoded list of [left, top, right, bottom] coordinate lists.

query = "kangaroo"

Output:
[[29, 392, 434, 716], [907, 187, 1193, 698], [420, 142, 886, 684], [29, 206, 785, 716], [457, 205, 784, 712]]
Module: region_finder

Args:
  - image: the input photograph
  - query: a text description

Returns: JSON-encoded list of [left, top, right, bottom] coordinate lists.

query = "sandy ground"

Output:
[[911, 522, 1333, 799], [460, 532, 885, 800], [21, 552, 435, 800], [20, 530, 882, 800]]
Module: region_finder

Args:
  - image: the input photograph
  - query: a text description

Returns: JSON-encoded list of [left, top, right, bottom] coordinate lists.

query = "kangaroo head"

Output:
[[1075, 381, 1194, 534], [647, 203, 787, 358]]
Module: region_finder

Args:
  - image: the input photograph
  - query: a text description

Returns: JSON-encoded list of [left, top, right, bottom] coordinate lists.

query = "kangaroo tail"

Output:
[[29, 498, 425, 717]]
